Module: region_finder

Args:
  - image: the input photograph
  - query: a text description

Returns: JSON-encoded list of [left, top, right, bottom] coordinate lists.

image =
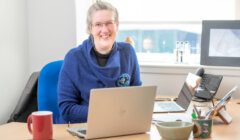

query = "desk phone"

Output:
[[194, 68, 223, 100]]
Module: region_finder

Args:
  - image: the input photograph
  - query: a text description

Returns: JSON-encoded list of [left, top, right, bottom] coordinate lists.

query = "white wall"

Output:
[[236, 0, 240, 19], [0, 0, 29, 124], [0, 0, 76, 124], [28, 0, 77, 72], [75, 0, 91, 44]]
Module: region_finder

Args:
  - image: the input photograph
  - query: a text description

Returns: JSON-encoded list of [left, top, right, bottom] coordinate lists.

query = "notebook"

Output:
[[154, 73, 199, 113], [67, 86, 157, 139]]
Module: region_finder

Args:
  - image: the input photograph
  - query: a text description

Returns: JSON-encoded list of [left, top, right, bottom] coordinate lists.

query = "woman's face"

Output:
[[90, 10, 118, 54]]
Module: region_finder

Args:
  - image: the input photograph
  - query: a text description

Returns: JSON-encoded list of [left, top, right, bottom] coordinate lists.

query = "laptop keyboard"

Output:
[[66, 127, 86, 138], [78, 129, 86, 134], [154, 102, 183, 112]]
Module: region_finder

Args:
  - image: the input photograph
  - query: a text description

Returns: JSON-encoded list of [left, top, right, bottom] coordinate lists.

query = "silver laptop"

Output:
[[154, 82, 193, 113], [67, 86, 157, 139]]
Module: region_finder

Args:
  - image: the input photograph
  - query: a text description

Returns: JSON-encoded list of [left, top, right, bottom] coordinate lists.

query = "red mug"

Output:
[[27, 111, 53, 140]]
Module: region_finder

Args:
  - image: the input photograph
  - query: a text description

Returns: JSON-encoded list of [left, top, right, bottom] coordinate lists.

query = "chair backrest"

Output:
[[8, 72, 39, 123], [38, 60, 64, 124]]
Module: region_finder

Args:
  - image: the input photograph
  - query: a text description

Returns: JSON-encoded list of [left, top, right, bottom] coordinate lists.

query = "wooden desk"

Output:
[[0, 100, 240, 140]]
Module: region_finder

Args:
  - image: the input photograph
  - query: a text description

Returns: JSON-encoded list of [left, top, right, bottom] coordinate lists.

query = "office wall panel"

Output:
[[0, 0, 29, 124], [28, 0, 76, 72]]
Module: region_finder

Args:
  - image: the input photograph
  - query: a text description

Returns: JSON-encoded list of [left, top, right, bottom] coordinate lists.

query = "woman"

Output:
[[58, 1, 142, 123]]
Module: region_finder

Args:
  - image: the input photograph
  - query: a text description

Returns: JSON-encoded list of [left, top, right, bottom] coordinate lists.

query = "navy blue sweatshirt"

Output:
[[58, 36, 142, 123]]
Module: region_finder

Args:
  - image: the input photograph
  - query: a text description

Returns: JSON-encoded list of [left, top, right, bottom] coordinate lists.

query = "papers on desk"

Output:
[[152, 114, 192, 123]]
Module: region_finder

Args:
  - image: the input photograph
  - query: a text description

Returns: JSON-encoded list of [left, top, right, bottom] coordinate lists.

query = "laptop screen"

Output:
[[176, 82, 194, 110]]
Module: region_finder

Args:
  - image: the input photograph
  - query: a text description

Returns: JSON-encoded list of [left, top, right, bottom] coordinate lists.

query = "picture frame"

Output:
[[200, 20, 240, 67]]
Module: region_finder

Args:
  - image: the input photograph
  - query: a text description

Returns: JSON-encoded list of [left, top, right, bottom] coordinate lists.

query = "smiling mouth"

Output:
[[100, 34, 111, 39]]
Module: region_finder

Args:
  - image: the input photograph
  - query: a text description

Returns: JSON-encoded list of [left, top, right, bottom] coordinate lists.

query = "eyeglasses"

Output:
[[91, 21, 115, 29]]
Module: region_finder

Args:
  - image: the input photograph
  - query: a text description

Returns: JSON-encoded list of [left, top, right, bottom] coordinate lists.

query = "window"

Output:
[[76, 0, 237, 65]]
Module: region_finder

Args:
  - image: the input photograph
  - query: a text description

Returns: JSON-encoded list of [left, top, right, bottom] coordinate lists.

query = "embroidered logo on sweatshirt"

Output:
[[116, 73, 130, 87]]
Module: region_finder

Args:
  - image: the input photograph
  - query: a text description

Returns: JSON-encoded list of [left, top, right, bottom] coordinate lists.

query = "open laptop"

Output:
[[67, 86, 157, 139], [154, 73, 199, 113]]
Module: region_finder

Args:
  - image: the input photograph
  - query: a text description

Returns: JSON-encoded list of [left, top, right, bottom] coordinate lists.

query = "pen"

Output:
[[193, 105, 200, 118], [198, 110, 202, 118], [205, 109, 214, 119], [192, 109, 197, 120]]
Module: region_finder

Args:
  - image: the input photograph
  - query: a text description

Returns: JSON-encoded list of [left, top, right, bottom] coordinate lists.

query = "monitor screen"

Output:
[[209, 29, 240, 57], [200, 20, 240, 67]]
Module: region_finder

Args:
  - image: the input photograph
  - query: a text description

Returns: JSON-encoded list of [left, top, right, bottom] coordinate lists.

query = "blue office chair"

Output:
[[38, 60, 66, 124]]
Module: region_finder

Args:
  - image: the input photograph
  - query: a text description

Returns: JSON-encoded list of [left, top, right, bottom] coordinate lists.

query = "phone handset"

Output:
[[195, 67, 204, 77], [195, 67, 216, 93]]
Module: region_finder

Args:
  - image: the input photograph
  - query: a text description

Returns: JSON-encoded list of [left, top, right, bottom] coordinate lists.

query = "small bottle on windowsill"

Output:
[[174, 41, 180, 64]]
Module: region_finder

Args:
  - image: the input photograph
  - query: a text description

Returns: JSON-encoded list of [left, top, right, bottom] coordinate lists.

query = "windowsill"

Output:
[[136, 53, 201, 66], [140, 62, 240, 70], [139, 62, 240, 76], [140, 62, 200, 68]]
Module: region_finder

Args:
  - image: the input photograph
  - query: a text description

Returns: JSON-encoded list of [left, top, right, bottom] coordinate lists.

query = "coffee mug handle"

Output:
[[27, 115, 33, 134]]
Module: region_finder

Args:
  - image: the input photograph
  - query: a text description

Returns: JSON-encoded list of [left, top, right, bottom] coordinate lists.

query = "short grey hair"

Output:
[[86, 1, 119, 34]]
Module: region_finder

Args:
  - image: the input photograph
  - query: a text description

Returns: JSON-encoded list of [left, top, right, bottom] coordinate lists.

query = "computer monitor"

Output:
[[200, 20, 240, 67]]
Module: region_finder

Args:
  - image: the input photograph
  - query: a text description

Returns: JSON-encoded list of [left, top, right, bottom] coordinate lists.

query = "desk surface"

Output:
[[1, 100, 240, 140]]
